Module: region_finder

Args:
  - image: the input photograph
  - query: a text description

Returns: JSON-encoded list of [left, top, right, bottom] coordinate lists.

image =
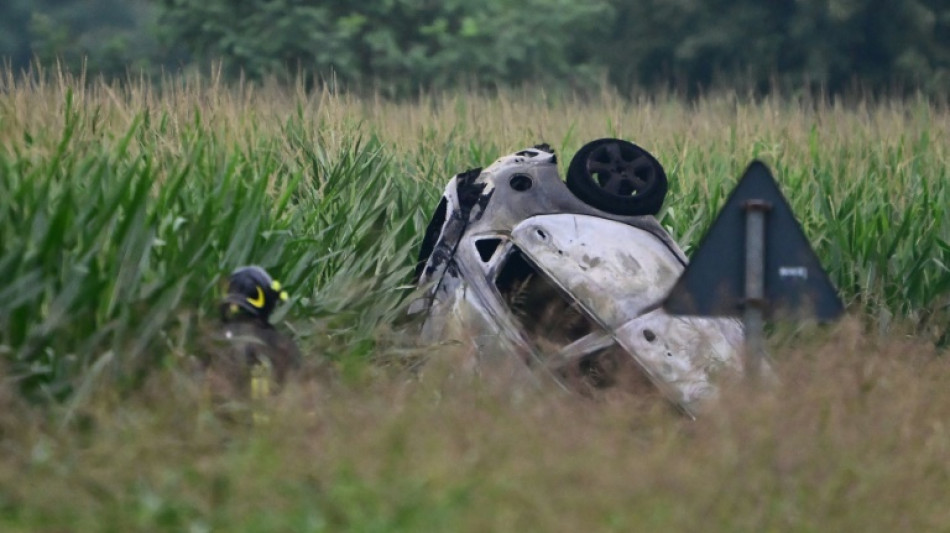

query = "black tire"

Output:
[[566, 138, 668, 216]]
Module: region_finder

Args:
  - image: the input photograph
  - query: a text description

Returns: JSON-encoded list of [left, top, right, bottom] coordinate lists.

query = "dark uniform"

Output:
[[210, 266, 301, 404]]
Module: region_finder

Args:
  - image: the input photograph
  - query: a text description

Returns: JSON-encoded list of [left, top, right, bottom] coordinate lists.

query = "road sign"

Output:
[[664, 161, 843, 320], [663, 161, 844, 377]]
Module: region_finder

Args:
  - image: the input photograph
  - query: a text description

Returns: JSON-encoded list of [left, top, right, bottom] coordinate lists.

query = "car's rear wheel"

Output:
[[566, 138, 667, 216]]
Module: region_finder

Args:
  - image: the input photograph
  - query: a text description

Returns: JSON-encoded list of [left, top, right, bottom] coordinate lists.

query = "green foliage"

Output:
[[3, 0, 950, 96], [0, 81, 430, 400], [0, 0, 33, 69], [151, 0, 950, 97], [0, 0, 172, 78], [601, 0, 950, 97], [155, 0, 611, 95]]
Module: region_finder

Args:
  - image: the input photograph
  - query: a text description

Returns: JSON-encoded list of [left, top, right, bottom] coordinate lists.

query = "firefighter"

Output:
[[212, 266, 301, 412]]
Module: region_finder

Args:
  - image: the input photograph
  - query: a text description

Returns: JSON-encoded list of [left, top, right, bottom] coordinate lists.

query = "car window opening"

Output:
[[475, 238, 503, 263], [576, 347, 622, 388], [572, 345, 656, 393], [495, 247, 597, 352]]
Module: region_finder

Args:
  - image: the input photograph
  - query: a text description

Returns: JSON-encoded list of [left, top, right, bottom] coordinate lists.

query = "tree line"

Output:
[[2, 0, 948, 98]]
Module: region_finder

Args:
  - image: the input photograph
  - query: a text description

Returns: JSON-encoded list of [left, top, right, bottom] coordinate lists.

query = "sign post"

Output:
[[742, 199, 769, 378], [664, 161, 843, 380]]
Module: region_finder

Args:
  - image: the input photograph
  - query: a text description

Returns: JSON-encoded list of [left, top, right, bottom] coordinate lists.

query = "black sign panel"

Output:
[[663, 161, 844, 321]]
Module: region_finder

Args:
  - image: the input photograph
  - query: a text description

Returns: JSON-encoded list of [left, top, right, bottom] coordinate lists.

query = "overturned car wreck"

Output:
[[411, 139, 744, 416]]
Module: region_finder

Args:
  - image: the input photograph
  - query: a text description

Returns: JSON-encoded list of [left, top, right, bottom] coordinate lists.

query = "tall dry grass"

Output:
[[1, 320, 948, 531]]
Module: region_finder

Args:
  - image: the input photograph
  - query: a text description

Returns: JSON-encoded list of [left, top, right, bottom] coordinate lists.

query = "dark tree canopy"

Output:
[[600, 0, 950, 96], [1, 0, 948, 97], [153, 0, 612, 95]]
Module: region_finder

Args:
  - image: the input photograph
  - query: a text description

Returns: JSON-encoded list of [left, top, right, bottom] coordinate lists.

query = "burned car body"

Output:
[[411, 139, 744, 416]]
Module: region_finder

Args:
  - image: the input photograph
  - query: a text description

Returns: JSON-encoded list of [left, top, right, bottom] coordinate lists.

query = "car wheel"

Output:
[[566, 138, 668, 216]]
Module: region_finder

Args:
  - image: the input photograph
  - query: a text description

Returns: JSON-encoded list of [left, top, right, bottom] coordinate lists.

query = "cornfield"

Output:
[[1, 68, 949, 531]]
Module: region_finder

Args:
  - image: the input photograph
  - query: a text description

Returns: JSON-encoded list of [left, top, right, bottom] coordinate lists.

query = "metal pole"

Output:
[[742, 200, 771, 380]]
